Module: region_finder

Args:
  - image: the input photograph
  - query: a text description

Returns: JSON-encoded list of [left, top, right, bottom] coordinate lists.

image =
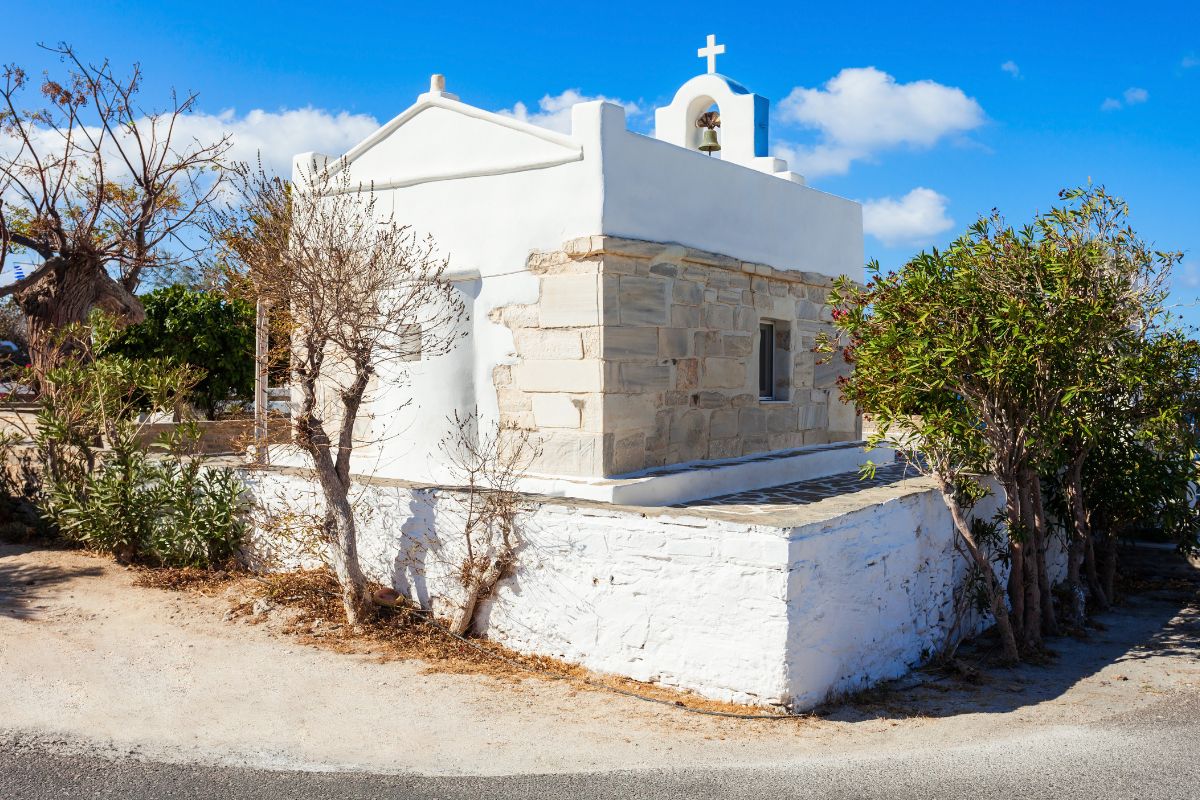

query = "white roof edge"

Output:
[[326, 94, 582, 179]]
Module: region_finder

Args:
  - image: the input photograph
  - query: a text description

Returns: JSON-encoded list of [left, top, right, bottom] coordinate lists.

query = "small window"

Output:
[[758, 322, 775, 400]]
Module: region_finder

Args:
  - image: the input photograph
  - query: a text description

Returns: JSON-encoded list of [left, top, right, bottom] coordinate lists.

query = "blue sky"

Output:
[[8, 1, 1200, 322]]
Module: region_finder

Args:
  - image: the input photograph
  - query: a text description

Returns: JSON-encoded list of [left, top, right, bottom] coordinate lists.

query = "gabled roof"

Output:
[[326, 95, 584, 192]]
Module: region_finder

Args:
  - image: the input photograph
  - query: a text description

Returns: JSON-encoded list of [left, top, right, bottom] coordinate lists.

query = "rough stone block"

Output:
[[533, 394, 582, 429], [703, 358, 746, 389], [740, 434, 769, 456], [738, 407, 766, 435], [814, 355, 849, 388], [669, 409, 707, 447], [604, 327, 659, 359], [619, 363, 671, 392], [722, 333, 753, 357], [767, 405, 798, 434], [530, 430, 605, 476], [599, 254, 640, 275], [618, 276, 670, 326], [664, 390, 690, 407], [670, 304, 701, 328], [540, 274, 600, 327], [675, 358, 699, 391], [733, 307, 759, 332], [694, 331, 721, 357], [694, 390, 728, 409], [514, 360, 602, 393], [673, 281, 704, 306], [648, 262, 678, 278], [604, 394, 658, 430], [795, 299, 822, 321], [610, 430, 646, 475], [799, 403, 829, 431], [704, 304, 734, 330], [709, 408, 739, 439], [658, 328, 691, 358], [516, 329, 583, 360], [828, 386, 859, 432], [708, 437, 741, 460]]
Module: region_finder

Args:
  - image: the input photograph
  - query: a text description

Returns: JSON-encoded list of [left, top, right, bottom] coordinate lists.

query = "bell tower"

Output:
[[654, 34, 804, 183]]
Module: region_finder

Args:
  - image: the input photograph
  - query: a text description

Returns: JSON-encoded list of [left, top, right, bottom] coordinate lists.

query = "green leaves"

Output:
[[823, 185, 1198, 555], [101, 285, 255, 419]]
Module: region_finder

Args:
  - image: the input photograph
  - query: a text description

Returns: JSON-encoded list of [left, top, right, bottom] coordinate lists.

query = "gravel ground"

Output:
[[1, 542, 1198, 797]]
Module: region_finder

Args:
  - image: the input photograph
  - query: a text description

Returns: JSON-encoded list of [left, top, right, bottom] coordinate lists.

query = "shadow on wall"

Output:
[[819, 545, 1200, 721], [0, 545, 104, 621]]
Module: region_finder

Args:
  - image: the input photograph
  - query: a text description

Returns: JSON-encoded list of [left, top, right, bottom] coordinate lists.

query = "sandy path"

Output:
[[1, 543, 1197, 776]]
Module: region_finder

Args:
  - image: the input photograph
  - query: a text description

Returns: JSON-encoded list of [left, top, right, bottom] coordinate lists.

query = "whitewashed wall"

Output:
[[242, 468, 1064, 709]]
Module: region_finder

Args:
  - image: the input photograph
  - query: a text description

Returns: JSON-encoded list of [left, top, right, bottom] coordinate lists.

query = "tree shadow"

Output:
[[820, 546, 1200, 721], [0, 545, 104, 620]]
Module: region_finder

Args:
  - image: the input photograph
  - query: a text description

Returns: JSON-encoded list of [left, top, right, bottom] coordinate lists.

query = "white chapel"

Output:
[[291, 35, 869, 503]]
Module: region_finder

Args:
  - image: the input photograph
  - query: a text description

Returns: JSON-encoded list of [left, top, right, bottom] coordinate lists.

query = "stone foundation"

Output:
[[491, 236, 860, 478]]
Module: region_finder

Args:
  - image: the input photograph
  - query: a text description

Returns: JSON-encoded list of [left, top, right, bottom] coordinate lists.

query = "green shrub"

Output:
[[100, 285, 255, 418], [29, 337, 248, 568]]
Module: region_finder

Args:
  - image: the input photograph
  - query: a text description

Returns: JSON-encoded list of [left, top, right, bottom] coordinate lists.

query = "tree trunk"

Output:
[[314, 462, 373, 624], [1063, 452, 1094, 624], [447, 541, 514, 637], [1083, 530, 1110, 610], [936, 479, 1020, 664], [294, 357, 374, 626], [1005, 483, 1026, 646], [14, 255, 145, 381], [1029, 474, 1058, 637]]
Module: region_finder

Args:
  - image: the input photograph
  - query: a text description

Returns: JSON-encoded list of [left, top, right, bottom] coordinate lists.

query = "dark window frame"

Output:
[[758, 322, 776, 400]]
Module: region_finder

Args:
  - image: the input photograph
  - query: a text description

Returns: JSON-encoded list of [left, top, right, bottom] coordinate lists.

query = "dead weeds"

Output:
[[131, 564, 242, 596], [153, 566, 790, 719]]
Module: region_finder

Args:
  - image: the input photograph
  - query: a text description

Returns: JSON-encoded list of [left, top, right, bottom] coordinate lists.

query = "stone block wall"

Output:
[[492, 236, 860, 478]]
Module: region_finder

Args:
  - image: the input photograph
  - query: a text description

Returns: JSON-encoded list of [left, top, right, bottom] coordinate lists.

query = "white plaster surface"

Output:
[[243, 468, 1066, 709]]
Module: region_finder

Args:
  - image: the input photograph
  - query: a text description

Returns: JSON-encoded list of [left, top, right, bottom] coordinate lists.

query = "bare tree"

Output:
[[0, 44, 230, 376], [215, 161, 465, 623], [440, 412, 539, 636]]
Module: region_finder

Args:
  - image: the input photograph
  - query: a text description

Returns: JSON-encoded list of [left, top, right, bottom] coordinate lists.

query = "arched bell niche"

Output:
[[654, 73, 769, 167]]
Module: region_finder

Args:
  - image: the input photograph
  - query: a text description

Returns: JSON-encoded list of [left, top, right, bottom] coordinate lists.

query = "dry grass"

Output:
[[189, 567, 792, 719], [131, 564, 242, 595]]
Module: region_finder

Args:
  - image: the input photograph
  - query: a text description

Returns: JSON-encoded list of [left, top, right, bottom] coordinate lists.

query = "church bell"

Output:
[[698, 128, 721, 153]]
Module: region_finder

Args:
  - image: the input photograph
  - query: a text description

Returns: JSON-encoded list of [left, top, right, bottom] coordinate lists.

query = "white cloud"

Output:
[[172, 107, 380, 175], [1001, 61, 1021, 78], [1183, 54, 1199, 68], [1101, 87, 1149, 111], [1123, 87, 1149, 105], [0, 106, 381, 181], [496, 89, 644, 134], [862, 187, 954, 246], [774, 67, 985, 178]]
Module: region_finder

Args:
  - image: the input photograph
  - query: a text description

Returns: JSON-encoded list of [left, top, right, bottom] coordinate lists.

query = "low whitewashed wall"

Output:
[[244, 469, 793, 705], [241, 468, 1067, 709]]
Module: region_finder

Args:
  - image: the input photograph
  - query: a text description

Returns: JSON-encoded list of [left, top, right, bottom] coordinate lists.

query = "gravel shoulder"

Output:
[[1, 542, 1198, 778]]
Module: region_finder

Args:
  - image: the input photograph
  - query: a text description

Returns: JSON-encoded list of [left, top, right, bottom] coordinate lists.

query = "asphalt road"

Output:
[[4, 690, 1198, 800]]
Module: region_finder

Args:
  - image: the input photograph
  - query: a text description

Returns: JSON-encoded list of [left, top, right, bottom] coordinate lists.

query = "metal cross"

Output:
[[697, 34, 725, 74]]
